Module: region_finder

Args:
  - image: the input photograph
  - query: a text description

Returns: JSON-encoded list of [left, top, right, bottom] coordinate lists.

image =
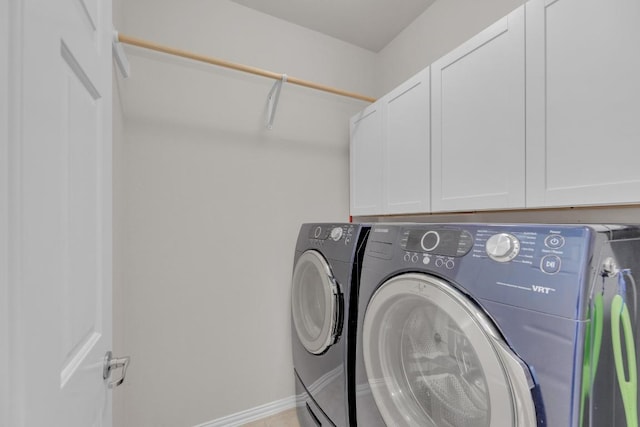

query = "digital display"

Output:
[[404, 229, 473, 257], [308, 226, 330, 240]]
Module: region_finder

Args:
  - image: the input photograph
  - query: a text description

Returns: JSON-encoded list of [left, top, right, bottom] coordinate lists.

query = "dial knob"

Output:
[[485, 233, 520, 262], [330, 227, 343, 241]]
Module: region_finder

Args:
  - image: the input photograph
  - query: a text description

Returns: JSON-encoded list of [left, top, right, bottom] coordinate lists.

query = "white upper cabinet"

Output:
[[526, 0, 640, 208], [383, 68, 430, 214], [350, 101, 383, 216], [431, 6, 525, 212], [350, 69, 430, 216], [351, 0, 640, 216]]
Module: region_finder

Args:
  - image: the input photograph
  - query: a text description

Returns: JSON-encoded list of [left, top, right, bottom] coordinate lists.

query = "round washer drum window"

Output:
[[291, 250, 340, 355], [362, 273, 538, 427]]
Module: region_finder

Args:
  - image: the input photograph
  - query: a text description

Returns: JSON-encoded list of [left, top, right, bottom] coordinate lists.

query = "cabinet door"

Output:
[[431, 6, 525, 212], [384, 68, 430, 214], [350, 101, 383, 216], [526, 0, 640, 207]]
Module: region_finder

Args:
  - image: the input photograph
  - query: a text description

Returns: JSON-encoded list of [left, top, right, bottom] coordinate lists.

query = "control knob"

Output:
[[485, 233, 520, 262], [330, 227, 343, 241]]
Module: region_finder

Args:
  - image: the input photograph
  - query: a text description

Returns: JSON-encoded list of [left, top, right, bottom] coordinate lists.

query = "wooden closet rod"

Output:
[[117, 33, 377, 103]]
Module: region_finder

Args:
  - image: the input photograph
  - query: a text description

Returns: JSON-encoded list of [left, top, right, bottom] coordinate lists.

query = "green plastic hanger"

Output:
[[611, 270, 638, 427], [583, 269, 639, 427], [580, 292, 604, 427]]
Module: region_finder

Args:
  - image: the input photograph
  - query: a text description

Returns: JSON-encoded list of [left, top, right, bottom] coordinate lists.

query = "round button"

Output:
[[545, 235, 565, 249], [403, 253, 411, 262], [420, 231, 440, 252], [330, 227, 343, 241], [435, 258, 444, 267], [411, 254, 418, 263], [445, 260, 455, 270], [541, 255, 561, 274], [422, 255, 431, 265], [314, 226, 322, 238]]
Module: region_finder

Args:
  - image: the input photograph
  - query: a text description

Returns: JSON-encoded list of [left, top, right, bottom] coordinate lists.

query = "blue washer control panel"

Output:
[[371, 223, 595, 319]]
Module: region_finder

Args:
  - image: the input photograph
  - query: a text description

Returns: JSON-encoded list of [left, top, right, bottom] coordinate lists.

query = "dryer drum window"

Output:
[[292, 250, 340, 355], [362, 273, 538, 427]]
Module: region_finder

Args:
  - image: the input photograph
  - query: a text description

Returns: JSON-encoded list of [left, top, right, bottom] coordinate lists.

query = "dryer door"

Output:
[[363, 273, 538, 427], [292, 250, 341, 355]]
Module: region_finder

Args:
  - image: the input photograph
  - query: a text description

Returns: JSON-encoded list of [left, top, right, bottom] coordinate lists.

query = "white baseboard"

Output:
[[306, 365, 342, 396], [193, 395, 303, 427]]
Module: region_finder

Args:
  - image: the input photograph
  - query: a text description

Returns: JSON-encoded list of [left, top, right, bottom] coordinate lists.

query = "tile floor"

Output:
[[241, 408, 300, 427]]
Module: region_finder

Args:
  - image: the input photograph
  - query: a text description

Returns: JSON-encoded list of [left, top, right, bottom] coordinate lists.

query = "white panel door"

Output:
[[526, 0, 640, 208], [431, 6, 525, 213], [383, 68, 430, 214], [7, 0, 114, 425], [350, 101, 383, 216]]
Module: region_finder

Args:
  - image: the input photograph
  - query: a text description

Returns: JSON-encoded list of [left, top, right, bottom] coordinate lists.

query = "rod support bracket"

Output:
[[266, 74, 287, 130], [112, 29, 130, 78]]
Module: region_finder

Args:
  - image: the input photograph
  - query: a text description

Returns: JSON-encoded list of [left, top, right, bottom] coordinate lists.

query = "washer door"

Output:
[[363, 273, 538, 427], [291, 250, 341, 355]]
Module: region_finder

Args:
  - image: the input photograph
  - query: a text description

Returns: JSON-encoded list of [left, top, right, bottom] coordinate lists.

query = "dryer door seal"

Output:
[[292, 250, 341, 355], [363, 273, 538, 427]]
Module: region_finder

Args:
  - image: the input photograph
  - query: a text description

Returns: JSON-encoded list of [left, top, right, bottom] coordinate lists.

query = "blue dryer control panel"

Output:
[[297, 223, 367, 263]]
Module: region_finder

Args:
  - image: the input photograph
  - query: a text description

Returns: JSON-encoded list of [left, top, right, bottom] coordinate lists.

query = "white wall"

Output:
[[113, 1, 376, 426], [376, 0, 524, 94], [112, 74, 126, 427], [0, 1, 9, 425], [114, 0, 640, 425], [112, 4, 127, 427], [112, 16, 127, 427]]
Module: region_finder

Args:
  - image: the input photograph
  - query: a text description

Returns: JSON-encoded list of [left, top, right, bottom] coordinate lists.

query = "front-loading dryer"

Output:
[[292, 223, 370, 427], [355, 223, 640, 427]]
